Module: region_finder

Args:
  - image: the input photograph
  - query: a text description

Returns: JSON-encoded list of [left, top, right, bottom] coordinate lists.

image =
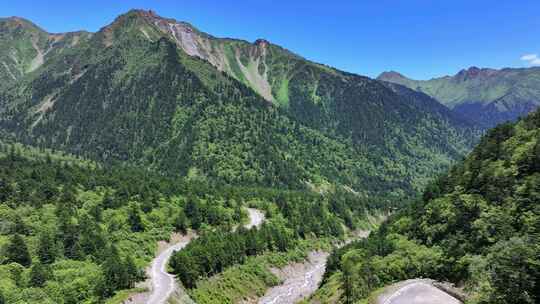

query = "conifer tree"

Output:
[[12, 216, 27, 235], [174, 210, 188, 234], [37, 232, 56, 264], [127, 204, 144, 232], [30, 262, 47, 287], [185, 197, 201, 229], [5, 234, 31, 267], [100, 246, 126, 297], [124, 255, 139, 288]]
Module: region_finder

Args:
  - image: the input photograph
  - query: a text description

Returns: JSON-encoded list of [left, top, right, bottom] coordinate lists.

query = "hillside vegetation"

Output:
[[0, 142, 252, 303], [314, 110, 540, 304]]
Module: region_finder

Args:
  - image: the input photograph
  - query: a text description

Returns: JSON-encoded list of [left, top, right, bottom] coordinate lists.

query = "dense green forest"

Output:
[[169, 189, 373, 289], [314, 110, 540, 304], [171, 221, 296, 288], [0, 142, 248, 303], [0, 141, 391, 303]]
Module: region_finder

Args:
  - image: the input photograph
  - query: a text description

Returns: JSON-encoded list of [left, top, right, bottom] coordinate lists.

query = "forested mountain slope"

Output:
[[314, 109, 540, 304], [378, 67, 540, 129], [0, 10, 476, 197]]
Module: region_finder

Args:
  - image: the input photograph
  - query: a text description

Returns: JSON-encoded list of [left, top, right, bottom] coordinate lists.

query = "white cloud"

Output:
[[521, 54, 537, 61], [531, 58, 540, 65], [521, 53, 540, 66]]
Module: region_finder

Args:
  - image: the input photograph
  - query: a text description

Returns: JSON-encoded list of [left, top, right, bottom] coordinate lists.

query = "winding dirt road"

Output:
[[377, 279, 462, 304], [146, 235, 194, 304], [142, 208, 265, 304]]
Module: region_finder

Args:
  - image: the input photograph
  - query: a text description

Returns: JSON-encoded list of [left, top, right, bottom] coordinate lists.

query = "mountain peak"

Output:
[[377, 71, 408, 83], [254, 38, 270, 48], [455, 66, 497, 81], [377, 71, 408, 81], [106, 9, 156, 28], [0, 16, 45, 33], [118, 9, 197, 30], [97, 9, 192, 47], [456, 66, 480, 77], [2, 16, 32, 24], [126, 8, 159, 18]]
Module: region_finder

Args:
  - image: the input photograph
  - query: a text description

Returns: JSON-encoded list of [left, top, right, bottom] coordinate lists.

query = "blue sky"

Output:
[[2, 0, 539, 79]]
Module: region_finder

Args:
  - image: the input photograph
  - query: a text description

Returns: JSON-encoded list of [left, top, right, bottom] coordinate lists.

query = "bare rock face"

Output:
[[152, 20, 275, 101], [119, 10, 278, 102], [255, 39, 269, 47], [454, 66, 498, 82]]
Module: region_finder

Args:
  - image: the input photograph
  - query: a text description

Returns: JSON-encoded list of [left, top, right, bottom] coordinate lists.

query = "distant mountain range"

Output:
[[378, 66, 540, 129], [0, 10, 475, 197]]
